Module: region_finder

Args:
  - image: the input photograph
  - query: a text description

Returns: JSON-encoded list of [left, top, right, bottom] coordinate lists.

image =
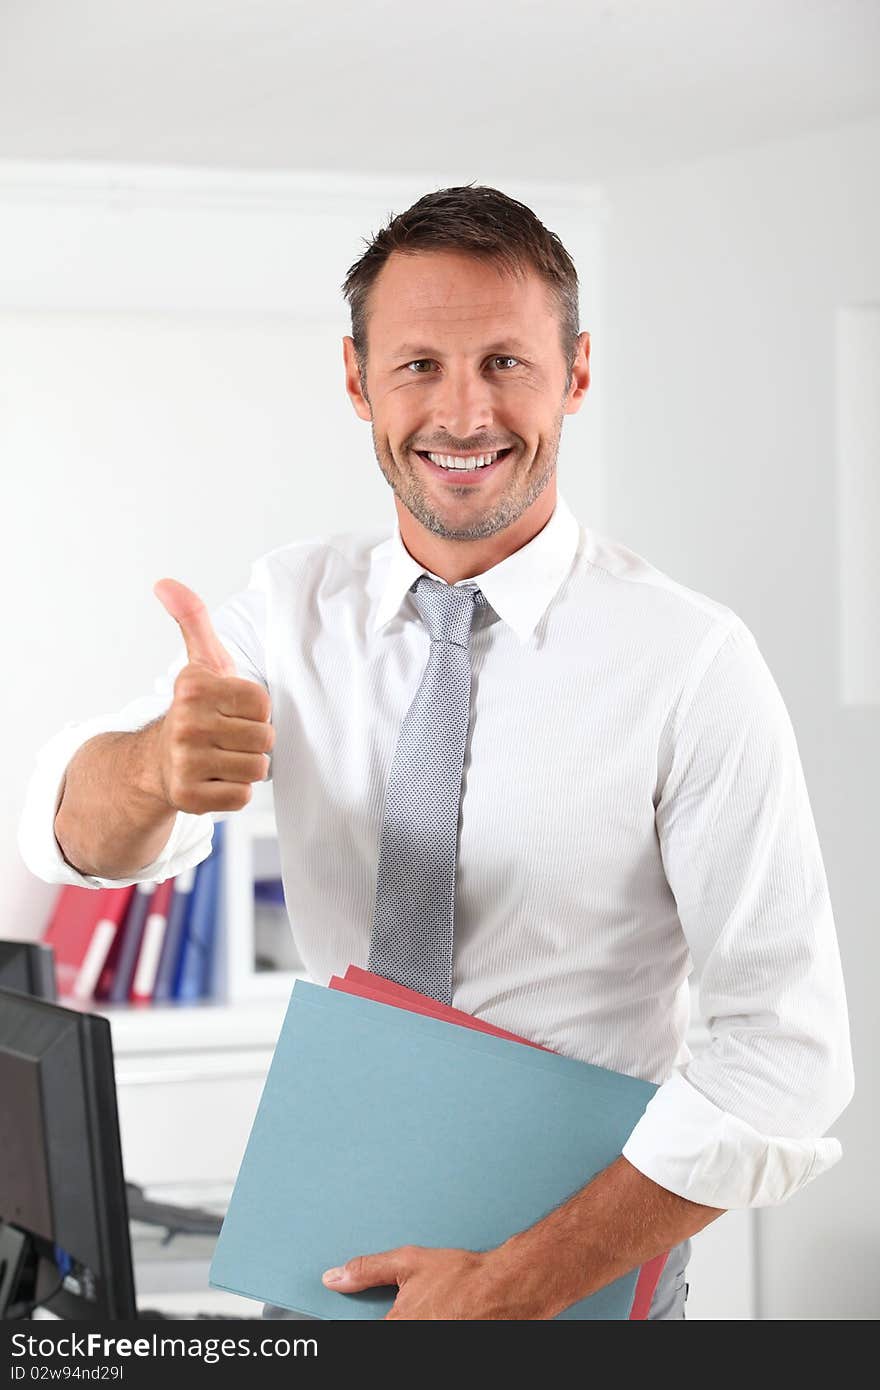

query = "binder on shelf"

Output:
[[102, 881, 157, 1004], [42, 884, 135, 1000], [129, 877, 176, 1004], [175, 821, 224, 1001], [210, 978, 664, 1320], [152, 867, 197, 1003], [93, 908, 126, 1002]]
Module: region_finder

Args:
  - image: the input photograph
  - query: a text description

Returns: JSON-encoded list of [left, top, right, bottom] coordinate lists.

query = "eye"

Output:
[[403, 356, 521, 373]]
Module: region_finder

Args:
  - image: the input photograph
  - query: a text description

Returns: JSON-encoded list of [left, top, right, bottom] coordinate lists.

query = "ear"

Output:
[[563, 331, 591, 416], [343, 336, 373, 421]]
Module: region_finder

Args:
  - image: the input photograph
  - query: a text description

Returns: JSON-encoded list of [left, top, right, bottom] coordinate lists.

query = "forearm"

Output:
[[53, 719, 177, 880], [494, 1155, 725, 1318]]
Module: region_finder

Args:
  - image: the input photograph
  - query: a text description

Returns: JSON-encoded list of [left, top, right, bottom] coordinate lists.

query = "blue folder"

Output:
[[209, 980, 658, 1319]]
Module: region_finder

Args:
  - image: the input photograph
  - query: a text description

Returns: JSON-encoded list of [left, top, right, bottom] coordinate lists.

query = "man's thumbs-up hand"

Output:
[[153, 578, 238, 679], [151, 578, 275, 815]]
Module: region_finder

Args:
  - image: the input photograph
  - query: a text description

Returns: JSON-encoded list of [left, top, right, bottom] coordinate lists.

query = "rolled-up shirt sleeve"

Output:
[[622, 618, 854, 1208], [17, 569, 269, 892]]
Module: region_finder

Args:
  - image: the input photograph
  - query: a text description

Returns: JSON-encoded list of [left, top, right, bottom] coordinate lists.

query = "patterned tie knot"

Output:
[[411, 575, 484, 648]]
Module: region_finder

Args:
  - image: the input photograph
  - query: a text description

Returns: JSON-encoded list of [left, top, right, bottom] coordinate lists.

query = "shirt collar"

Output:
[[370, 492, 581, 644]]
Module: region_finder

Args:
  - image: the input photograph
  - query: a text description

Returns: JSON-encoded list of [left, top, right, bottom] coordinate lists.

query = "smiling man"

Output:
[[20, 185, 853, 1321]]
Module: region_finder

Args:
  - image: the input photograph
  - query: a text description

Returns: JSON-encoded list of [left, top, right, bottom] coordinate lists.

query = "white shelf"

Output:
[[96, 994, 295, 1056]]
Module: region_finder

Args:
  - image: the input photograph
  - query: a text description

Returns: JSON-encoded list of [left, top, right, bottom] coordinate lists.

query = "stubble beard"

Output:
[[370, 407, 565, 542]]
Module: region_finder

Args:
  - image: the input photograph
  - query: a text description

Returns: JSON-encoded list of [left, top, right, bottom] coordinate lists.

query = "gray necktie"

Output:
[[368, 574, 485, 1005]]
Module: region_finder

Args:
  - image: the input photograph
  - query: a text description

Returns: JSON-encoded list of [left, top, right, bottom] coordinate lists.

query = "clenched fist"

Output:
[[152, 578, 274, 815]]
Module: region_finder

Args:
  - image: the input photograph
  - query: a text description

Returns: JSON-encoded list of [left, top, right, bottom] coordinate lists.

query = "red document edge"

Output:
[[330, 965, 669, 1319]]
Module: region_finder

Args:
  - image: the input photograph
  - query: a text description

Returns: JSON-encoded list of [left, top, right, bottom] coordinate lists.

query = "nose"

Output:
[[432, 363, 495, 443]]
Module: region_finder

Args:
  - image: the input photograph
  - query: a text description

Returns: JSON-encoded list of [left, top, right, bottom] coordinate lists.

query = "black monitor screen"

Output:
[[0, 941, 56, 1003], [0, 991, 136, 1319]]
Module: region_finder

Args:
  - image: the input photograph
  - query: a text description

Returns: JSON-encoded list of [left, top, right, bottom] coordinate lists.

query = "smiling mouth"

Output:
[[414, 446, 514, 473]]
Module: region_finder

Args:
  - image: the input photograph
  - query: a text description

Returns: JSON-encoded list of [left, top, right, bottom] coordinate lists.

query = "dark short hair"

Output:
[[341, 183, 580, 388]]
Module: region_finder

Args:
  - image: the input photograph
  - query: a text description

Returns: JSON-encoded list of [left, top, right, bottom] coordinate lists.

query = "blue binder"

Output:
[[152, 868, 196, 1003], [209, 979, 658, 1319], [175, 820, 223, 1001]]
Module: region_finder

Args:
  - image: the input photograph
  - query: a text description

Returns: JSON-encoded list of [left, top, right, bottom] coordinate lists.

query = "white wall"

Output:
[[0, 164, 603, 944], [601, 116, 880, 1320]]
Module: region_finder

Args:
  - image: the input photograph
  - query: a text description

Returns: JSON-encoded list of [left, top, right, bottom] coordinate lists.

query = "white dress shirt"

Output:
[[18, 493, 854, 1210]]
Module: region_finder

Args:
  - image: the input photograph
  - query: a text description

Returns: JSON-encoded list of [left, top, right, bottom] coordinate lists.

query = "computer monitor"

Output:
[[0, 990, 137, 1319], [0, 940, 56, 1002]]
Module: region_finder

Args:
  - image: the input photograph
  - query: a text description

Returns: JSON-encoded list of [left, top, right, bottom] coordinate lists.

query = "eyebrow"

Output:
[[390, 340, 532, 359]]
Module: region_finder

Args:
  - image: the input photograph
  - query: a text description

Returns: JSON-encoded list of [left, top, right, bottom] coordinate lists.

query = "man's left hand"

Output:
[[321, 1244, 548, 1320]]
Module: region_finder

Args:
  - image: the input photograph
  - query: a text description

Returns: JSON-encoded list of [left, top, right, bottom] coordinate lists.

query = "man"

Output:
[[19, 185, 853, 1321]]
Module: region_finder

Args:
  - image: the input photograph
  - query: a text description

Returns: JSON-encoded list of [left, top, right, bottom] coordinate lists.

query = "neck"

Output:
[[396, 479, 558, 584]]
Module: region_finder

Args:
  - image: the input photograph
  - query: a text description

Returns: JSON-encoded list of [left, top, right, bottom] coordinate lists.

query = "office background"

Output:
[[2, 0, 878, 1320]]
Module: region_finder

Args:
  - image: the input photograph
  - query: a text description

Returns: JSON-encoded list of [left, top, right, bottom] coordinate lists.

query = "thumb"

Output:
[[322, 1250, 405, 1293], [153, 578, 236, 678]]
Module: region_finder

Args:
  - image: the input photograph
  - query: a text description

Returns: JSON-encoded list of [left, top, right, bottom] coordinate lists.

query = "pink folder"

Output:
[[331, 966, 551, 1050], [330, 965, 669, 1319]]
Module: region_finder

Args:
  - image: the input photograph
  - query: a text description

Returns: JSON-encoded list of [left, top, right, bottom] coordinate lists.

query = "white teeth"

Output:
[[426, 451, 503, 470]]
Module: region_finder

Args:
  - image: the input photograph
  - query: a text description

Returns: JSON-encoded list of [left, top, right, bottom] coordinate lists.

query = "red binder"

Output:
[[43, 884, 135, 1000], [330, 964, 669, 1319]]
